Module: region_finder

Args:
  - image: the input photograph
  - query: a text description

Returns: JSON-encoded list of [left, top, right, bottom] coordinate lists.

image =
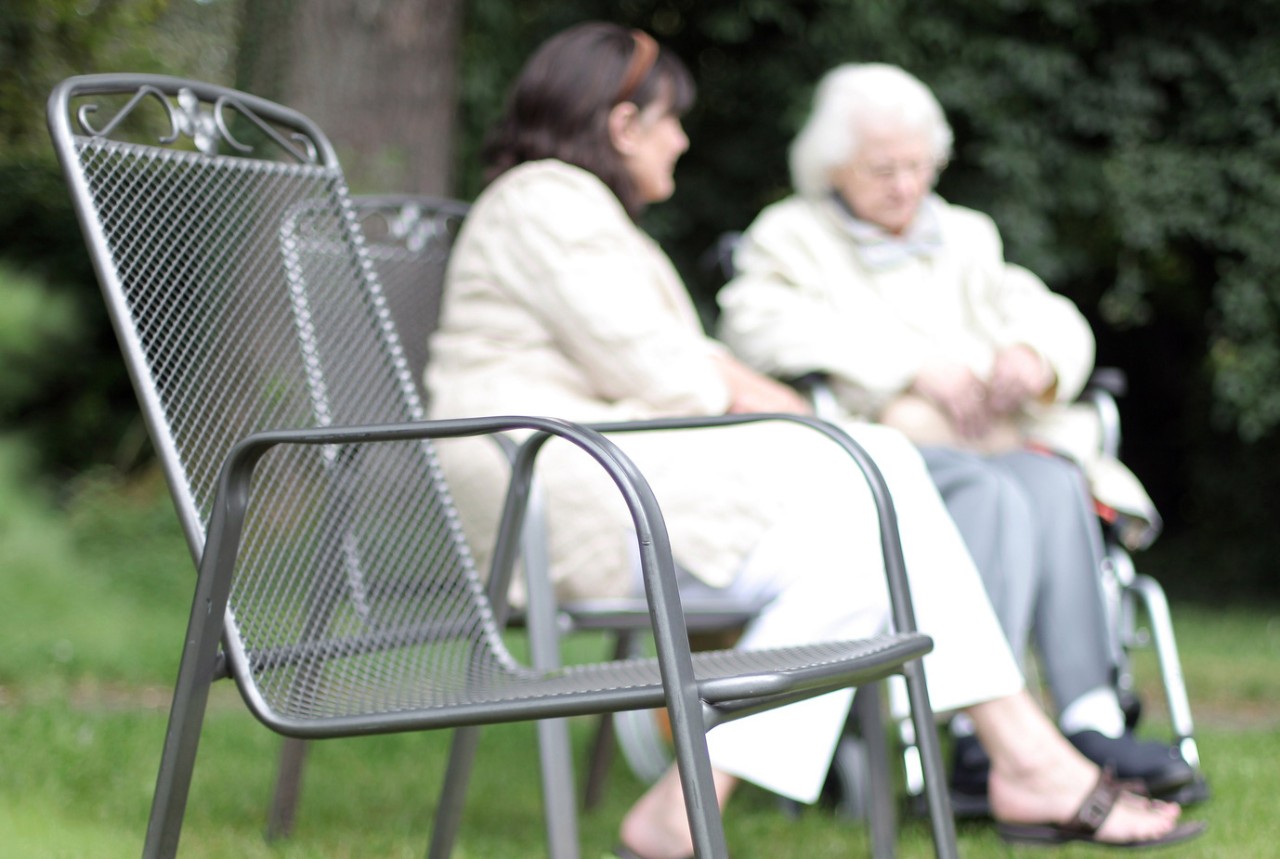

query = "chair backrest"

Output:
[[48, 74, 510, 722], [347, 195, 469, 401]]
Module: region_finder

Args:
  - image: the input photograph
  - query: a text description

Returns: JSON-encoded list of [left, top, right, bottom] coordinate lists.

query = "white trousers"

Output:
[[635, 423, 1024, 803]]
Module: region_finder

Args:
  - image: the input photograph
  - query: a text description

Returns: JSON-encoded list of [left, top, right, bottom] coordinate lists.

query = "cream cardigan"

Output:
[[428, 161, 858, 597]]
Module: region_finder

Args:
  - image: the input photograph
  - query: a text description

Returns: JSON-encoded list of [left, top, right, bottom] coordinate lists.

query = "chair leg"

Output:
[[265, 737, 309, 840], [900, 660, 958, 859], [427, 726, 482, 859], [582, 631, 634, 810], [855, 683, 897, 859], [142, 618, 228, 856], [142, 678, 217, 859], [537, 717, 581, 859], [582, 709, 619, 811], [665, 709, 730, 859]]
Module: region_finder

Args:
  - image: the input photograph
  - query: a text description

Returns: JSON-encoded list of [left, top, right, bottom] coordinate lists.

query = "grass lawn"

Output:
[[1, 438, 1275, 857]]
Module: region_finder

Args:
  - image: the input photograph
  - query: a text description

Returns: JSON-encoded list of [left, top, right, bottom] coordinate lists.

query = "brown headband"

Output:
[[615, 30, 659, 104]]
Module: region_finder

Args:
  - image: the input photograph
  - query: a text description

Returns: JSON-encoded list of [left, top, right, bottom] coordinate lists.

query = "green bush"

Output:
[[1, 0, 237, 472], [0, 262, 80, 410]]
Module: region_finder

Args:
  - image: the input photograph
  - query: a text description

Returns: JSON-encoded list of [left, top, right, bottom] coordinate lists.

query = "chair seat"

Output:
[[250, 632, 932, 736], [556, 596, 772, 632]]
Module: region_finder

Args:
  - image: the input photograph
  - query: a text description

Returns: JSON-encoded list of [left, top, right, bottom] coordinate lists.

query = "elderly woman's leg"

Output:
[[994, 450, 1195, 795]]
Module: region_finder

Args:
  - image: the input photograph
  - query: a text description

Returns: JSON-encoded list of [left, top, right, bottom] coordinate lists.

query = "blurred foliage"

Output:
[[0, 0, 238, 473], [0, 264, 83, 439], [3, 0, 1279, 594], [457, 0, 1280, 598]]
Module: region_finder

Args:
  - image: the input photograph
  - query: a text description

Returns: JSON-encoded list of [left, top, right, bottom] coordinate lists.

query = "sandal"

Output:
[[996, 768, 1207, 848]]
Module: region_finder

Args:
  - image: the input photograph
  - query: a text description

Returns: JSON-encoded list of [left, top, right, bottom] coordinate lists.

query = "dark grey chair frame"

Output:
[[47, 74, 956, 859]]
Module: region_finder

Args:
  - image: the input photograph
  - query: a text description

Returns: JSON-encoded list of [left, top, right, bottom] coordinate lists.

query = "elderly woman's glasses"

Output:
[[853, 159, 944, 184]]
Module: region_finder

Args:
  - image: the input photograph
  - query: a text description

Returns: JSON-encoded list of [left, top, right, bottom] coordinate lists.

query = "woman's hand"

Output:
[[911, 362, 992, 440], [988, 344, 1054, 414], [713, 353, 813, 415]]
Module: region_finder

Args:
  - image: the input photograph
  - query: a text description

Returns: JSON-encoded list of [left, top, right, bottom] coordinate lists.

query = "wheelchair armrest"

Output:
[[1079, 367, 1128, 460], [783, 371, 842, 421], [1086, 366, 1128, 398]]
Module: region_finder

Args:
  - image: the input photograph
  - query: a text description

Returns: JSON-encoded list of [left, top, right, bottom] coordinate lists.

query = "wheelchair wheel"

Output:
[[613, 708, 673, 784], [820, 734, 873, 820]]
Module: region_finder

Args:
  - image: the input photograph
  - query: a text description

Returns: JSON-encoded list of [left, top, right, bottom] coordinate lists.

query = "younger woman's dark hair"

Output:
[[481, 21, 696, 219]]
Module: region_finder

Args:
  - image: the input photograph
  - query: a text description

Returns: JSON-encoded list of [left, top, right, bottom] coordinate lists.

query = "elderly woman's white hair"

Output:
[[789, 63, 953, 198]]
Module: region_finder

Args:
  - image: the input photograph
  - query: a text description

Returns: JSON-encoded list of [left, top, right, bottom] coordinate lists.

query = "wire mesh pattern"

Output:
[[351, 196, 468, 400], [66, 121, 525, 724]]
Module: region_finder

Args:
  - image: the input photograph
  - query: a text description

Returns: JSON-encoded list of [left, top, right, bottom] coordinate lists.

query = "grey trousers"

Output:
[[920, 446, 1120, 713]]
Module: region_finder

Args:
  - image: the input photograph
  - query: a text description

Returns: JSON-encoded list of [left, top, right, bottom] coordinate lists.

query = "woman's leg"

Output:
[[992, 450, 1196, 794], [972, 691, 1189, 845], [991, 450, 1116, 713], [918, 446, 1039, 667]]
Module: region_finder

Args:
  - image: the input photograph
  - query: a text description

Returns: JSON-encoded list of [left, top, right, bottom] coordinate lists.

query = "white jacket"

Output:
[[718, 194, 1160, 548]]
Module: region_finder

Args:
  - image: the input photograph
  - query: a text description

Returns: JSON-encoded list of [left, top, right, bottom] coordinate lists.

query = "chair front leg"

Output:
[[900, 660, 957, 859], [427, 726, 483, 859], [143, 609, 234, 858], [265, 737, 310, 840]]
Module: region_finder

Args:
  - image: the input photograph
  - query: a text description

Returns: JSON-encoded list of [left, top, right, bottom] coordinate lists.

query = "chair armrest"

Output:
[[194, 413, 711, 734], [562, 412, 920, 638]]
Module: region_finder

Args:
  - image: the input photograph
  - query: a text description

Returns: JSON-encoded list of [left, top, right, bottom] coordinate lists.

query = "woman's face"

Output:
[[830, 123, 937, 235], [615, 97, 690, 204]]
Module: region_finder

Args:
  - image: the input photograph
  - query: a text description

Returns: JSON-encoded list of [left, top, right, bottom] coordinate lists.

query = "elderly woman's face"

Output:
[[831, 123, 937, 236]]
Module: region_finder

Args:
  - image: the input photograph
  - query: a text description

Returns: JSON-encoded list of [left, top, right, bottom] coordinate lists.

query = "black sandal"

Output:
[[996, 767, 1206, 848]]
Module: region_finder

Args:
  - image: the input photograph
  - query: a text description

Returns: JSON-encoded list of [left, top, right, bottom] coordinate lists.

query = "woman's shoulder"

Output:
[[744, 194, 829, 239], [464, 159, 631, 248], [478, 160, 622, 216], [933, 197, 1001, 242]]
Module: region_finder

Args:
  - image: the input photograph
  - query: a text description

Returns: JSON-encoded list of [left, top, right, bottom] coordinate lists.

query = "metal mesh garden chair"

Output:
[[47, 74, 955, 859]]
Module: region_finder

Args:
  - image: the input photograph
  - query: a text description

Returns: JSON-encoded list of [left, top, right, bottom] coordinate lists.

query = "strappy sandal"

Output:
[[996, 767, 1207, 848]]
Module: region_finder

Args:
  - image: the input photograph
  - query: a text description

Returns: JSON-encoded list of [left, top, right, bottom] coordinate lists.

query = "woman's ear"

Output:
[[608, 101, 640, 154]]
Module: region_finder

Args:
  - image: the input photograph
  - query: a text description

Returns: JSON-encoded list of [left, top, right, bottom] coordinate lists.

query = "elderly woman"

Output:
[[427, 25, 1199, 856], [717, 63, 1194, 805]]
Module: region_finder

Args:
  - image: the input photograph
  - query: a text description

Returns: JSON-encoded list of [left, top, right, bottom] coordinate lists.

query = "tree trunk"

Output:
[[237, 0, 463, 196]]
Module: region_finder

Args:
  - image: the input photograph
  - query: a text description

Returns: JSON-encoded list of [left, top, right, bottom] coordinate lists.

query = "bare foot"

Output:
[[618, 767, 739, 859]]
